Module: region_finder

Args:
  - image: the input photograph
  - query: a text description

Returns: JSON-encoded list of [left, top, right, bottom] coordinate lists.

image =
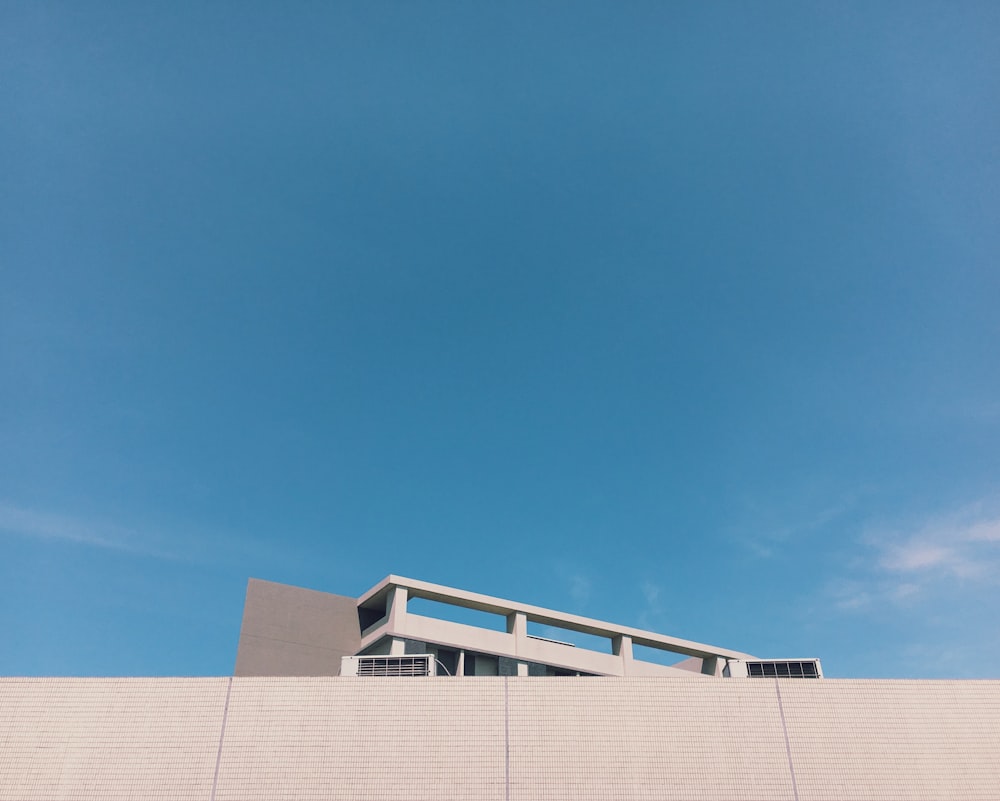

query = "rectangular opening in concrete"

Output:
[[406, 597, 508, 632], [526, 620, 613, 653], [631, 642, 687, 667], [358, 605, 387, 633]]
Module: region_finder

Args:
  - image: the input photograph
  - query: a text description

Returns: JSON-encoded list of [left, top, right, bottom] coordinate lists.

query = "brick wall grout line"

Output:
[[504, 677, 511, 801], [209, 676, 233, 801], [774, 679, 800, 801]]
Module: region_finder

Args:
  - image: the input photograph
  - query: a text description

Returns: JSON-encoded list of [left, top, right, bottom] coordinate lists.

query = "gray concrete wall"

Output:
[[234, 578, 361, 676]]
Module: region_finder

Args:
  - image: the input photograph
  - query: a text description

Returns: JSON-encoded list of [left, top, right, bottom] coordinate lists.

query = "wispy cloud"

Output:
[[829, 499, 1000, 613], [827, 579, 873, 611], [827, 576, 923, 612], [640, 581, 661, 607], [1, 499, 323, 574], [734, 489, 865, 559], [0, 501, 180, 560], [553, 563, 593, 608], [635, 579, 667, 631], [869, 502, 1000, 582], [568, 573, 592, 606]]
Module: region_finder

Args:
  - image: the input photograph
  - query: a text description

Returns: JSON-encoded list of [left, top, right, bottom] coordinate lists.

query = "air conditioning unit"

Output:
[[341, 654, 436, 677], [725, 659, 823, 679]]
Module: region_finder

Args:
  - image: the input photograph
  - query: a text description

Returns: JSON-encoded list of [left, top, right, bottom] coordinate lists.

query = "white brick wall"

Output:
[[2, 676, 999, 800], [0, 677, 227, 801], [780, 679, 1000, 801], [507, 678, 795, 801], [215, 677, 505, 801]]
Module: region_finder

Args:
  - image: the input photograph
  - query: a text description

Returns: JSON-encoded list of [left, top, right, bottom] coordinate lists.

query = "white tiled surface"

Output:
[[0, 677, 227, 801], [780, 679, 1000, 801], [507, 678, 794, 801], [2, 676, 1000, 800], [215, 677, 506, 801]]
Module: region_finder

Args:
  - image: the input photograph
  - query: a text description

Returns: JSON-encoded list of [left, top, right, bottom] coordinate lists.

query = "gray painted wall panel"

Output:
[[234, 578, 361, 676]]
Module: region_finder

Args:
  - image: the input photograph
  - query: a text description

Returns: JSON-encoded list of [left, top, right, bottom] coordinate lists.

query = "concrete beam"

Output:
[[358, 575, 754, 661]]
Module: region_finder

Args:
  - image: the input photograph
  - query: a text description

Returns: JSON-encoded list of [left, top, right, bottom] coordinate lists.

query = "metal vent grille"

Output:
[[746, 660, 820, 679], [355, 656, 432, 677]]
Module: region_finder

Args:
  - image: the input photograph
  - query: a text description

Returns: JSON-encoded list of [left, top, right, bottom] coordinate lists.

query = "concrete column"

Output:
[[456, 650, 466, 677], [516, 661, 529, 677], [613, 634, 633, 676], [507, 612, 527, 656], [389, 637, 406, 656], [386, 586, 408, 633]]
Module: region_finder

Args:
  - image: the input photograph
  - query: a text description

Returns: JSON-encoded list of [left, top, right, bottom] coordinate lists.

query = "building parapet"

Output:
[[357, 575, 758, 678]]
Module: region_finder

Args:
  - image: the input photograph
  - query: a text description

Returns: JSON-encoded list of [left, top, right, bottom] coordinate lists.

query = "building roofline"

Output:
[[358, 574, 754, 661]]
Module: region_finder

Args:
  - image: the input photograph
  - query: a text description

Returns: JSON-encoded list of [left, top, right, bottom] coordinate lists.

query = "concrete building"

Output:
[[2, 574, 999, 801], [234, 574, 821, 680]]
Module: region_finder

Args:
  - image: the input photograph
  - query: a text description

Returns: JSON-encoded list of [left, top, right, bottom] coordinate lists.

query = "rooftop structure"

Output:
[[234, 574, 821, 679]]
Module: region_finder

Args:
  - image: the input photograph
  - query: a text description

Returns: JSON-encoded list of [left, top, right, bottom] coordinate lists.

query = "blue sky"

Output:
[[2, 2, 999, 678]]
